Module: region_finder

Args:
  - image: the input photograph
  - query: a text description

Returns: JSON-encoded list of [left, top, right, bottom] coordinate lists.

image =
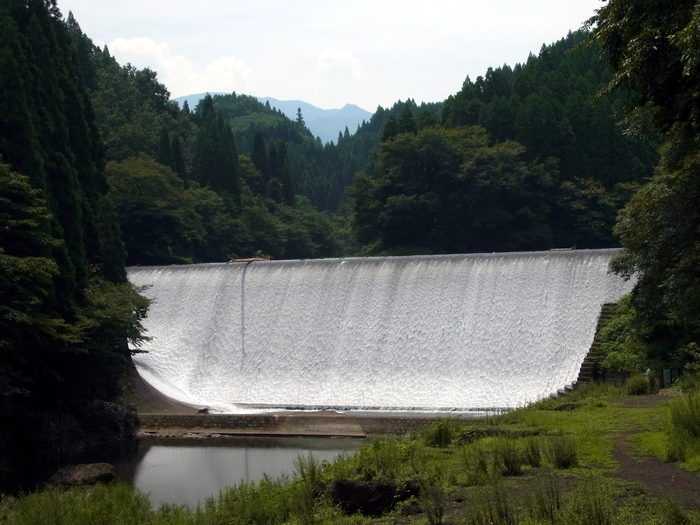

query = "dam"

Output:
[[127, 250, 634, 413]]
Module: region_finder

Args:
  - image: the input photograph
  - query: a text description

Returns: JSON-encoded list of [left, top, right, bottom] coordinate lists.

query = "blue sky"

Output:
[[59, 0, 602, 111]]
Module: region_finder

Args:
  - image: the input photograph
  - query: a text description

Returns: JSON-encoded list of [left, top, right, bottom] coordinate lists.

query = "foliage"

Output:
[[610, 144, 700, 366], [423, 418, 461, 448], [598, 295, 646, 371], [589, 0, 700, 137], [625, 373, 651, 396], [351, 126, 557, 254], [492, 437, 523, 476], [419, 468, 447, 525], [0, 1, 152, 490], [592, 0, 700, 369], [4, 389, 700, 524], [106, 154, 206, 265]]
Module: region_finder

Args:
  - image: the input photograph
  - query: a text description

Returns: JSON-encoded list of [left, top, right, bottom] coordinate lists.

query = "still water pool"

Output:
[[113, 436, 365, 507]]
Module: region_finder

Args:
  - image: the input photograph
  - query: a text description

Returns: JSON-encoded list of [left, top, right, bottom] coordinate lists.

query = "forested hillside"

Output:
[[4, 0, 697, 491], [348, 31, 658, 255], [0, 0, 149, 490]]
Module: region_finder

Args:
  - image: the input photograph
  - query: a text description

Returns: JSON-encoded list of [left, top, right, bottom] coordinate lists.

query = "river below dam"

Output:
[[113, 437, 365, 507]]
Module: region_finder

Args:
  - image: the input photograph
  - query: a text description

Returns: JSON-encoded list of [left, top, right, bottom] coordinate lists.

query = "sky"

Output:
[[58, 0, 602, 112]]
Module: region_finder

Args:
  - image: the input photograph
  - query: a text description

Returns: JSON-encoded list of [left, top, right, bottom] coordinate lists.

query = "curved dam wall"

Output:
[[127, 250, 634, 413]]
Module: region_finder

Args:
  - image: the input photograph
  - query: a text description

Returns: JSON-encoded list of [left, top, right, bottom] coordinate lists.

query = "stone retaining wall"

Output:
[[139, 414, 278, 432], [138, 413, 443, 437], [351, 416, 438, 436]]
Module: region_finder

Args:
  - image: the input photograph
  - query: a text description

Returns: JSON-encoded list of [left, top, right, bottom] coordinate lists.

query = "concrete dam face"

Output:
[[127, 250, 634, 413]]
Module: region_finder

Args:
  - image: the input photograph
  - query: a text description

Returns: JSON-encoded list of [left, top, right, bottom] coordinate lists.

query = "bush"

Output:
[[676, 372, 700, 394], [424, 418, 460, 448], [356, 437, 402, 479], [625, 373, 650, 395]]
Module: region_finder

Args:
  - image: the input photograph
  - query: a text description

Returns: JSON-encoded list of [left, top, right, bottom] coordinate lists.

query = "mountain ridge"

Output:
[[173, 93, 372, 144]]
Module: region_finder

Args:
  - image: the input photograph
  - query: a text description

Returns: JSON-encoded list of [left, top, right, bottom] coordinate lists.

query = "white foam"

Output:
[[128, 250, 634, 413]]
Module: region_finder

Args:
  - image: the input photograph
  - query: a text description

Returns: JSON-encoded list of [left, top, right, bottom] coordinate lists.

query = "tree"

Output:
[[106, 154, 206, 265], [352, 126, 555, 254], [194, 95, 241, 203], [296, 107, 305, 127], [591, 0, 700, 367], [589, 0, 700, 137]]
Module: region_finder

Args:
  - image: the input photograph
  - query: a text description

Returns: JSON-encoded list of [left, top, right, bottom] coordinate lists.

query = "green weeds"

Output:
[[4, 389, 700, 525]]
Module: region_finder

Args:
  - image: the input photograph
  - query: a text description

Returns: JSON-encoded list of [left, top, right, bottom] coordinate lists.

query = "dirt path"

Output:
[[611, 437, 700, 509]]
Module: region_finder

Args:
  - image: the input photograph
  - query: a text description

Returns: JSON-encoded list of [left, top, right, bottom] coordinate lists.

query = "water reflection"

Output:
[[113, 436, 364, 507]]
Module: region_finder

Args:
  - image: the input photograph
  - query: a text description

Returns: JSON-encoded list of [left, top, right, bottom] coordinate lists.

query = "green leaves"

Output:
[[352, 126, 556, 254]]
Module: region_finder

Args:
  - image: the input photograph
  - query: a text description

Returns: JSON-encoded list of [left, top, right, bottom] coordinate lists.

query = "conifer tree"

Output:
[[157, 126, 174, 169]]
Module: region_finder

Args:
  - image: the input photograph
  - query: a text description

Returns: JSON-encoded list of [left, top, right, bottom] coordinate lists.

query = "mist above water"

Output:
[[128, 250, 633, 413]]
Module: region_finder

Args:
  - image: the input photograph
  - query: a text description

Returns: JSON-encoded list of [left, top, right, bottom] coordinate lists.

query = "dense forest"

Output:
[[0, 0, 149, 490], [1, 0, 699, 491]]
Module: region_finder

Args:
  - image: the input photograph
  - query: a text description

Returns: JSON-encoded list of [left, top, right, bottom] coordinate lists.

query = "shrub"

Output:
[[356, 436, 402, 479], [625, 372, 650, 395], [676, 372, 700, 394], [424, 418, 460, 448]]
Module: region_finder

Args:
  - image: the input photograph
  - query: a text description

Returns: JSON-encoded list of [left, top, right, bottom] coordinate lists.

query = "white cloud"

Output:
[[107, 37, 254, 97], [316, 49, 364, 81], [204, 57, 254, 93]]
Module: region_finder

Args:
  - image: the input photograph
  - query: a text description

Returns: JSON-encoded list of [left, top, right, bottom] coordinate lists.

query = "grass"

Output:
[[2, 385, 700, 524]]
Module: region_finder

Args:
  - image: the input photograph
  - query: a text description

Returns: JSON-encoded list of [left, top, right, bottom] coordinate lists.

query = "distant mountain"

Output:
[[173, 92, 227, 111], [258, 97, 372, 144], [173, 93, 372, 144]]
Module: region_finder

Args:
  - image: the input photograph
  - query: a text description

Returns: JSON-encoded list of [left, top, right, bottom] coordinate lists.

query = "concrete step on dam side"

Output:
[[127, 249, 634, 414]]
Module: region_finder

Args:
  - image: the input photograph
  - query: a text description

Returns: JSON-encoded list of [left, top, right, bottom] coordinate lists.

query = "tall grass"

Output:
[[565, 483, 614, 525], [526, 471, 561, 523], [0, 482, 152, 525], [523, 436, 542, 468], [204, 475, 293, 525], [293, 452, 323, 525], [668, 393, 700, 438], [547, 434, 578, 469], [423, 418, 461, 448], [419, 469, 447, 525], [460, 441, 491, 485], [492, 437, 523, 476], [464, 483, 518, 525]]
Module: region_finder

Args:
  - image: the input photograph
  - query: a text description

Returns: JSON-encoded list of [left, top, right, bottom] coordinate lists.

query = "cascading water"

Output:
[[128, 249, 634, 413]]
